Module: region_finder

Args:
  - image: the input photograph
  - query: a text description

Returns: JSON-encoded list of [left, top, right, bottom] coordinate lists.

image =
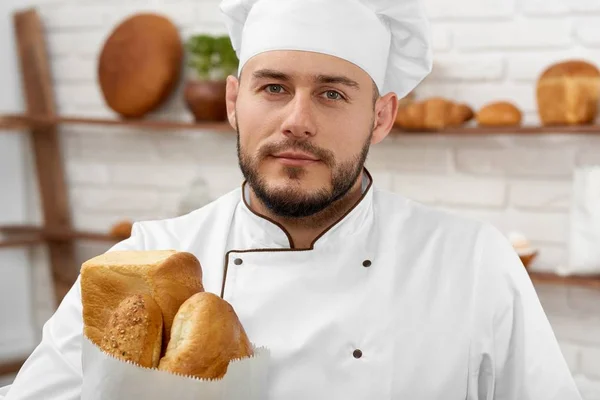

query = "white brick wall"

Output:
[[7, 0, 600, 395]]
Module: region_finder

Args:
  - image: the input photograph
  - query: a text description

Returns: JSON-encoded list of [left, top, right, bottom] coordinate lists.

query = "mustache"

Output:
[[258, 140, 335, 167]]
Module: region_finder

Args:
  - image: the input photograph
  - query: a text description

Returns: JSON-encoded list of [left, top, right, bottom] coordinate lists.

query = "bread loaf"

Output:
[[476, 101, 522, 127], [81, 250, 204, 354], [536, 60, 600, 125], [100, 294, 163, 368], [395, 97, 474, 130], [98, 13, 183, 118], [158, 292, 254, 380]]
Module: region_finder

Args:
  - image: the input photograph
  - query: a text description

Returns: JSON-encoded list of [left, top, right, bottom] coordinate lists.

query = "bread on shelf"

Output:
[[536, 60, 600, 125], [476, 101, 522, 127], [98, 13, 183, 119], [395, 97, 474, 130]]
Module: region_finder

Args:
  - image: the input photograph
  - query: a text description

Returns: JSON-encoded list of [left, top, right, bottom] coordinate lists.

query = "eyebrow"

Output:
[[252, 69, 361, 90]]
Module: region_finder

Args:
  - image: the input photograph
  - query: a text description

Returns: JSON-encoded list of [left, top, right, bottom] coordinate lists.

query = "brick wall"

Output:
[[9, 0, 600, 396]]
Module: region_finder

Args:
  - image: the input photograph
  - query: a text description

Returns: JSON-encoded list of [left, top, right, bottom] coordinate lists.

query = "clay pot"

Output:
[[184, 80, 227, 122]]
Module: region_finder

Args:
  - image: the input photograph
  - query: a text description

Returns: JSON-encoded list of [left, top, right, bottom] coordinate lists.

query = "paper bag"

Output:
[[81, 336, 270, 400], [564, 166, 600, 275]]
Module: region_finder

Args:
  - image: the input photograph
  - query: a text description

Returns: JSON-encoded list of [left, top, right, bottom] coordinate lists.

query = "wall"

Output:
[[0, 0, 46, 366], [1, 0, 599, 396]]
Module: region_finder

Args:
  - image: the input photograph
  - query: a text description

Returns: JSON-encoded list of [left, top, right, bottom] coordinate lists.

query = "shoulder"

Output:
[[372, 186, 491, 242], [117, 188, 242, 250]]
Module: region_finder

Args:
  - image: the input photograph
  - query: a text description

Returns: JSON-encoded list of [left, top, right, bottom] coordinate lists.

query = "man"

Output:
[[0, 0, 582, 398]]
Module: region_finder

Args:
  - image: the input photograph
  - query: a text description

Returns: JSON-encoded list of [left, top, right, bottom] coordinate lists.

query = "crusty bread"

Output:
[[476, 101, 522, 126], [100, 294, 163, 368], [395, 97, 474, 130], [158, 292, 253, 380], [536, 60, 600, 125], [98, 13, 183, 118], [81, 250, 204, 354]]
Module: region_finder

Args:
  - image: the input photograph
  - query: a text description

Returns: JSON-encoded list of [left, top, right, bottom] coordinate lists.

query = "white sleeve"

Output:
[[0, 224, 145, 400], [468, 224, 582, 400]]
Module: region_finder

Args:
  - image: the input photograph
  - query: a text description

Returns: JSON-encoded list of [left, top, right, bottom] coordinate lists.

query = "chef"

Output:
[[0, 0, 582, 398]]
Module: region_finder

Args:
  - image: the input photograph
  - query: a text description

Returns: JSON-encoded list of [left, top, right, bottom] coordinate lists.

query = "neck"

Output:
[[247, 173, 366, 249]]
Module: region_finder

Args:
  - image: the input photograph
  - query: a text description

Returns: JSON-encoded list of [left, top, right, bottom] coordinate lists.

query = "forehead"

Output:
[[242, 50, 373, 86]]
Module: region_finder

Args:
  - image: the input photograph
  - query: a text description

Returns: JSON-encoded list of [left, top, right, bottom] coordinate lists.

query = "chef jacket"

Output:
[[0, 172, 582, 399]]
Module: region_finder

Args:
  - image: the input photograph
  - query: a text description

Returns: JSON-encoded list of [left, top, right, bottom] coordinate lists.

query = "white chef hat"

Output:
[[219, 0, 432, 99]]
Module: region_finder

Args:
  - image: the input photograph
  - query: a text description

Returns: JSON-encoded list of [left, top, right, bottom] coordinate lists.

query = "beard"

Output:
[[237, 124, 372, 219]]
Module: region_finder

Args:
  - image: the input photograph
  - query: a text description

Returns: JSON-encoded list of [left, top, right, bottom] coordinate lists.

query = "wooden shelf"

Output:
[[0, 236, 44, 249], [0, 225, 122, 243], [2, 225, 600, 290], [0, 357, 26, 376], [0, 113, 233, 132], [1, 113, 599, 135], [529, 271, 600, 290]]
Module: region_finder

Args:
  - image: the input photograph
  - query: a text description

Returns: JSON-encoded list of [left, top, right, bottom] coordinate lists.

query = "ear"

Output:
[[370, 92, 398, 145], [225, 75, 239, 129]]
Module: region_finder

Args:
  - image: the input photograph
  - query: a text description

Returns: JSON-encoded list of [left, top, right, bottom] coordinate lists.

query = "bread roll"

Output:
[[536, 60, 600, 125], [100, 294, 163, 368], [476, 101, 522, 127], [81, 250, 204, 354], [158, 292, 253, 380], [395, 97, 474, 130]]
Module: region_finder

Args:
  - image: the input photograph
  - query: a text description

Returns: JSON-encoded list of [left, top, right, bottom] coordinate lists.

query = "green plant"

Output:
[[186, 34, 239, 81]]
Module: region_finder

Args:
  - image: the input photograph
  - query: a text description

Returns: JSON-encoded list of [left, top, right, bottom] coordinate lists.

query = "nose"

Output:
[[280, 91, 317, 139]]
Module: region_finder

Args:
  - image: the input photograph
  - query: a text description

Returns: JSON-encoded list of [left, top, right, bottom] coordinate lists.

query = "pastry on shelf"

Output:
[[110, 220, 133, 239], [476, 101, 522, 127], [508, 231, 538, 269], [395, 97, 474, 131], [536, 59, 600, 125]]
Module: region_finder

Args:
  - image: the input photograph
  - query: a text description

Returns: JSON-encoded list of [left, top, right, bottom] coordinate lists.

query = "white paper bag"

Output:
[[564, 166, 600, 276], [81, 337, 270, 400]]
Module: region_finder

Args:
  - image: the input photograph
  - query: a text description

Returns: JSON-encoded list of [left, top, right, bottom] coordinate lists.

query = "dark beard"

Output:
[[237, 125, 372, 219]]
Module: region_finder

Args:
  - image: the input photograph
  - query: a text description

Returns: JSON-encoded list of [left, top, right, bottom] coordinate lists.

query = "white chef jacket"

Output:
[[0, 172, 582, 399]]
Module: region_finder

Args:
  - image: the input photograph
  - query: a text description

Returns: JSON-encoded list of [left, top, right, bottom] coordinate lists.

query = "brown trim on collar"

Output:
[[241, 181, 296, 249], [220, 168, 374, 298]]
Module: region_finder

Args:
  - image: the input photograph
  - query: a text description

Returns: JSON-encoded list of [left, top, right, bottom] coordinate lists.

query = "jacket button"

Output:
[[362, 260, 372, 268], [234, 258, 243, 265], [353, 349, 363, 359]]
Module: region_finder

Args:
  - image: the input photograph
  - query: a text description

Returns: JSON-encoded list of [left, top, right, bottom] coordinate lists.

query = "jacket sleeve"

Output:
[[468, 224, 582, 400], [0, 224, 145, 400]]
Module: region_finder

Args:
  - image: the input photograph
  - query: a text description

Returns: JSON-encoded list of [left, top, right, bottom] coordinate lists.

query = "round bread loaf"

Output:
[[477, 101, 522, 127], [158, 292, 253, 380], [98, 13, 183, 118], [536, 60, 600, 125]]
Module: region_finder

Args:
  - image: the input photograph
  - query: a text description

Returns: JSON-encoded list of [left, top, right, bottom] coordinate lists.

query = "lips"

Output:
[[272, 151, 319, 161]]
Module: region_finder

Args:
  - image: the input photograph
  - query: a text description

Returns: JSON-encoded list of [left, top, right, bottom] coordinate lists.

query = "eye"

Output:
[[323, 90, 343, 100], [265, 84, 284, 94]]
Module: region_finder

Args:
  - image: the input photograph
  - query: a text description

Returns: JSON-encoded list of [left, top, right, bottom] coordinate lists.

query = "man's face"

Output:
[[230, 51, 379, 218]]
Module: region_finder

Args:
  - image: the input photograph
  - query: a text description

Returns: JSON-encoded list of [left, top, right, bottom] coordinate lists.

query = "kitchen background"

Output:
[[1, 0, 600, 397]]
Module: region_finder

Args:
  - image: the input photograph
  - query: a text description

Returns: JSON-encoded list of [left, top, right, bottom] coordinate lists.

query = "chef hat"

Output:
[[219, 0, 432, 99]]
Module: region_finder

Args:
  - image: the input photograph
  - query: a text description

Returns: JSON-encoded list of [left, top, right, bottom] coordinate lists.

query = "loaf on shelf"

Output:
[[476, 101, 522, 127], [110, 220, 133, 239], [395, 97, 474, 131], [536, 60, 600, 125], [98, 13, 183, 119]]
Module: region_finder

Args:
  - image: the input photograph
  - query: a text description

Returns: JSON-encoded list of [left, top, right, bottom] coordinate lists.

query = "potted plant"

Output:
[[184, 34, 238, 121]]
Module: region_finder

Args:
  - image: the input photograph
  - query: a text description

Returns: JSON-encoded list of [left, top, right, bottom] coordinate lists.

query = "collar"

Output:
[[237, 169, 374, 249]]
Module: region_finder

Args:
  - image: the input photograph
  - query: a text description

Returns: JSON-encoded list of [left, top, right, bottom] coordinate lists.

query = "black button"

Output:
[[362, 260, 372, 268], [353, 349, 362, 359], [233, 258, 243, 265]]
